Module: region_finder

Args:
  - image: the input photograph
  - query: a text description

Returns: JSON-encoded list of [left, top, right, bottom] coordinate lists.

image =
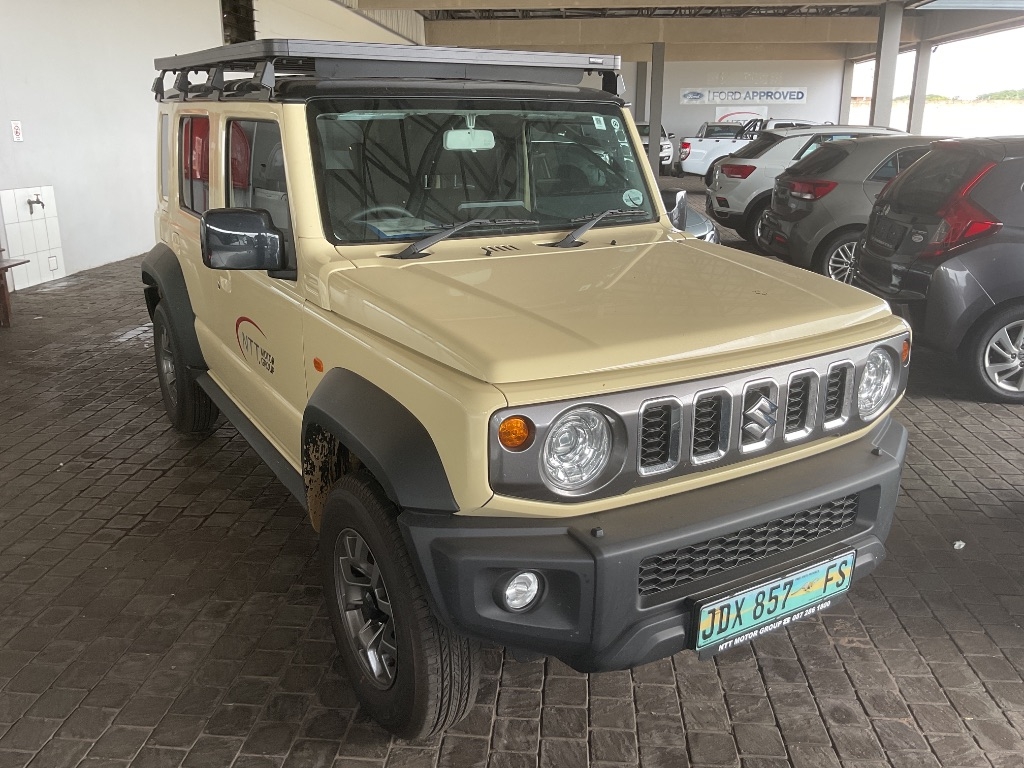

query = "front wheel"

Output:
[[152, 303, 218, 434], [814, 230, 863, 284], [962, 307, 1024, 404], [320, 473, 480, 738]]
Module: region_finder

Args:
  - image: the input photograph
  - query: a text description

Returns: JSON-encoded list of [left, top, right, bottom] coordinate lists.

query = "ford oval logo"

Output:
[[682, 91, 705, 103]]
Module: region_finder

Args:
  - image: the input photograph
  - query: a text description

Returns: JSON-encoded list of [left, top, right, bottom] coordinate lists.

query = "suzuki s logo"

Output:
[[743, 395, 778, 441]]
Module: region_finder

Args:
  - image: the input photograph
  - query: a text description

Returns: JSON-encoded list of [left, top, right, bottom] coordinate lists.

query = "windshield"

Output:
[[886, 147, 989, 216], [308, 98, 657, 246]]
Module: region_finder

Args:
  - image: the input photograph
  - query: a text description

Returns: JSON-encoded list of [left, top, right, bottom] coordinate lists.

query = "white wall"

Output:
[[257, 0, 422, 43], [629, 60, 846, 138], [0, 0, 223, 278]]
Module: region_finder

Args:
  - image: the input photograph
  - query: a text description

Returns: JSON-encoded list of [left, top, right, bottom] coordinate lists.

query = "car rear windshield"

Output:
[[787, 145, 849, 177], [887, 147, 991, 215], [704, 125, 741, 138], [731, 133, 783, 159]]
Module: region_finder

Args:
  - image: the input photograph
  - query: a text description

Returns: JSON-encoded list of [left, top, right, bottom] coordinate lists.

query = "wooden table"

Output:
[[0, 258, 31, 328]]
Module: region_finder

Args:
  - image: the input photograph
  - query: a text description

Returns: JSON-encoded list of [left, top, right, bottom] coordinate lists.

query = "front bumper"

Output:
[[400, 417, 907, 672]]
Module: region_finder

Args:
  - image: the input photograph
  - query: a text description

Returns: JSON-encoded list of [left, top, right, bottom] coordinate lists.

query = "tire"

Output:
[[739, 199, 770, 243], [752, 208, 774, 254], [704, 167, 715, 187], [320, 472, 480, 738], [961, 306, 1024, 404], [152, 302, 218, 434], [814, 229, 863, 284]]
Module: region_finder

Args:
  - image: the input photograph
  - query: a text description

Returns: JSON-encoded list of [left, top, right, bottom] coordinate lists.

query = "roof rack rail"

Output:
[[153, 39, 622, 102]]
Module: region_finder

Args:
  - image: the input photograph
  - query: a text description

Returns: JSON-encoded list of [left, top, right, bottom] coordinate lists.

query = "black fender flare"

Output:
[[140, 243, 207, 371], [303, 368, 459, 514]]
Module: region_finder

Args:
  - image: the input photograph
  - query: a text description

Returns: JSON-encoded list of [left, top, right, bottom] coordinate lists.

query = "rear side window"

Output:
[[180, 116, 210, 215], [888, 148, 991, 215], [896, 146, 929, 173], [705, 125, 741, 138], [795, 133, 859, 161], [868, 152, 899, 183], [732, 133, 783, 159], [788, 145, 849, 177]]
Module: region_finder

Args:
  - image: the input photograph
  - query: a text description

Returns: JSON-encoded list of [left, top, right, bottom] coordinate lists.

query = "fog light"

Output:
[[502, 572, 540, 611]]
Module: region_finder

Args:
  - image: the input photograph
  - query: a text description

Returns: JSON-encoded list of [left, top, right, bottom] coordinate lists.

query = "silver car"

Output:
[[755, 135, 947, 282]]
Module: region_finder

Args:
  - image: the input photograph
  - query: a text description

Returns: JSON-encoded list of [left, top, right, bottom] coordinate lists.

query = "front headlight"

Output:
[[541, 407, 611, 492], [858, 347, 896, 419]]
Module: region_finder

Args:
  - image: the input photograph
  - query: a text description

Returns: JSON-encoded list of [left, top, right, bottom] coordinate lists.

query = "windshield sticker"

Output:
[[623, 189, 644, 208], [610, 118, 621, 131], [592, 115, 606, 130]]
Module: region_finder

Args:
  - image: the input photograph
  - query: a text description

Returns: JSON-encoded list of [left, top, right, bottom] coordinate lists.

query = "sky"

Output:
[[852, 26, 1024, 99]]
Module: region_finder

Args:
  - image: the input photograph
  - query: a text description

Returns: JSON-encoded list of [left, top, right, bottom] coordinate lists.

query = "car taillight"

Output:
[[789, 180, 838, 201], [680, 141, 691, 160], [920, 161, 1000, 258], [721, 164, 756, 179]]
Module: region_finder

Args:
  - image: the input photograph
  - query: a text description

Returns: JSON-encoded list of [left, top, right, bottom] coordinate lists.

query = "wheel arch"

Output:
[[140, 243, 207, 371], [811, 224, 866, 268], [742, 191, 773, 229], [302, 368, 459, 531], [957, 296, 1024, 361]]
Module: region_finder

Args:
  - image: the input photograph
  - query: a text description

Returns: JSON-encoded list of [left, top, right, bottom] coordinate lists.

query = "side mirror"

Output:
[[668, 132, 676, 139], [200, 209, 286, 272]]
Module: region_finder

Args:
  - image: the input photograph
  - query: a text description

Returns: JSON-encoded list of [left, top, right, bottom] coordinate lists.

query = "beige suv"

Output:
[[143, 40, 911, 738]]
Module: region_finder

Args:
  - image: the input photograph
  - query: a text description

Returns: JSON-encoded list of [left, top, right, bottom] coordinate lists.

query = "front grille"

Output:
[[640, 404, 673, 469], [692, 393, 726, 457], [824, 368, 848, 421], [786, 375, 812, 433], [637, 494, 860, 597]]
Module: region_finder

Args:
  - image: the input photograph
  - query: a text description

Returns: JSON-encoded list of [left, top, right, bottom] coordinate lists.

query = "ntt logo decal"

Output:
[[236, 316, 276, 374]]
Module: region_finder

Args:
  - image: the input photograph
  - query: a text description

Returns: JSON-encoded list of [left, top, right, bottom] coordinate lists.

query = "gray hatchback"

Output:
[[855, 137, 1024, 403], [756, 135, 945, 282]]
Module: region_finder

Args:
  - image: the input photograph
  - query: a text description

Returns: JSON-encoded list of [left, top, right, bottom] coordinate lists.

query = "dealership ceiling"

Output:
[[352, 0, 1024, 61]]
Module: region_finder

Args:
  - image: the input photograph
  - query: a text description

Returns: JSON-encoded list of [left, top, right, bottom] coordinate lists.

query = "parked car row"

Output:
[[699, 128, 1024, 404]]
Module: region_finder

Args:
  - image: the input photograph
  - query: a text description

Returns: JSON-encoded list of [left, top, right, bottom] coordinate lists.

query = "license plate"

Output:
[[694, 551, 855, 657], [870, 216, 906, 250]]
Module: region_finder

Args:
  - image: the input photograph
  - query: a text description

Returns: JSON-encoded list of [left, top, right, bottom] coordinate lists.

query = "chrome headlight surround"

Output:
[[857, 346, 899, 420]]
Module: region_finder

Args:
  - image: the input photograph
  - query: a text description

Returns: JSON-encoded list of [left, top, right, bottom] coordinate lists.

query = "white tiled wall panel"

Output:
[[0, 185, 65, 290]]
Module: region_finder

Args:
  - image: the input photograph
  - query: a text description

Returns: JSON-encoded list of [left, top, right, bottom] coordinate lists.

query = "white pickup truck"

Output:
[[679, 118, 818, 183]]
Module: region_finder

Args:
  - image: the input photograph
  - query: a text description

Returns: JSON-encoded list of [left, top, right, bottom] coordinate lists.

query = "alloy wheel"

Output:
[[336, 529, 398, 689], [983, 319, 1024, 393], [826, 242, 857, 284], [157, 326, 178, 408]]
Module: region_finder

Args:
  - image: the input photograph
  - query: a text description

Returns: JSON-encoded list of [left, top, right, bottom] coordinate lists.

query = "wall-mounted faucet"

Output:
[[27, 193, 45, 215]]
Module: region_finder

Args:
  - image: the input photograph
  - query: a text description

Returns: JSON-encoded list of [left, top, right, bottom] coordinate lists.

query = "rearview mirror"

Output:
[[443, 129, 495, 152], [200, 209, 286, 272]]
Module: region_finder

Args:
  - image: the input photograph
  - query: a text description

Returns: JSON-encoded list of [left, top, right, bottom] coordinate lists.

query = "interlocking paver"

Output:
[[3, 202, 1024, 768]]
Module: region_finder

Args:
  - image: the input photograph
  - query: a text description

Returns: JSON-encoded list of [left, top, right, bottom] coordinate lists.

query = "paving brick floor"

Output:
[[1, 255, 1024, 768]]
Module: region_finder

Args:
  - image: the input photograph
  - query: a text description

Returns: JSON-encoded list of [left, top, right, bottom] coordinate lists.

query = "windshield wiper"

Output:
[[552, 209, 649, 248], [388, 218, 539, 260]]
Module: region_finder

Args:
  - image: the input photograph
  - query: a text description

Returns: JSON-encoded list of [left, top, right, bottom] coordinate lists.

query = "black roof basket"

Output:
[[153, 39, 622, 101]]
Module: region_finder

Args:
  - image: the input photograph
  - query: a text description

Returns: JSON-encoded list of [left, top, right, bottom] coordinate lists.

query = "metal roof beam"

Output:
[[357, 0, 883, 8]]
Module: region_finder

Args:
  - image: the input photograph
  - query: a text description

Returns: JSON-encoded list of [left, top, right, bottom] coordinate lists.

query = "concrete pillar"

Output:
[[870, 1, 903, 127], [907, 41, 933, 134], [648, 42, 666, 175], [839, 60, 855, 124], [634, 61, 648, 122]]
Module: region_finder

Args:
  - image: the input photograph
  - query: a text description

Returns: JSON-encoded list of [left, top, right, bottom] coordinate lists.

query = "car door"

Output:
[[206, 115, 306, 461]]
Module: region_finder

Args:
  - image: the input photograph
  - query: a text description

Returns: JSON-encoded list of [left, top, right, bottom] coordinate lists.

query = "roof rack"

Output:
[[152, 39, 622, 102]]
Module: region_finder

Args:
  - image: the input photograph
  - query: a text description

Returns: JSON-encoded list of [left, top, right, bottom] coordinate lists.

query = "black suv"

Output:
[[855, 137, 1024, 403]]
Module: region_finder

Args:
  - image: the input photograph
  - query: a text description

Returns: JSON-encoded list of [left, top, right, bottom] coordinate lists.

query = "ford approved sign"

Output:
[[680, 87, 808, 105]]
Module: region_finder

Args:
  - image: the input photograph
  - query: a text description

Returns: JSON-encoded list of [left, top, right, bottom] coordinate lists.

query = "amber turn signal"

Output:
[[313, 357, 324, 373], [498, 416, 533, 450], [901, 340, 911, 365]]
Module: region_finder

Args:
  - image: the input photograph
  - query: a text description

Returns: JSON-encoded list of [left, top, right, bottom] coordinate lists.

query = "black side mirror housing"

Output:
[[200, 208, 286, 272]]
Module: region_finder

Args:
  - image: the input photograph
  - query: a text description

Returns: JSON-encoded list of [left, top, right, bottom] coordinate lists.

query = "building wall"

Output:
[[0, 0, 223, 283], [629, 60, 846, 139], [256, 0, 424, 44]]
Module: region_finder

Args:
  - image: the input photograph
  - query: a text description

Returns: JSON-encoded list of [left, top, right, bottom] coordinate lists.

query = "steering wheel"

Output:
[[349, 206, 415, 222]]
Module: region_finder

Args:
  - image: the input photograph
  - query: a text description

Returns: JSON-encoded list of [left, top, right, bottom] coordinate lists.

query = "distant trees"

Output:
[[977, 89, 1024, 101]]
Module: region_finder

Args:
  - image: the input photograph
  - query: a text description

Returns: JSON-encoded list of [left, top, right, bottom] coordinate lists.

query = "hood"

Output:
[[326, 238, 893, 384]]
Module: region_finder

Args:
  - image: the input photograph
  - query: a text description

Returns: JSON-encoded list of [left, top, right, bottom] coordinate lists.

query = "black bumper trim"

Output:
[[399, 417, 906, 672]]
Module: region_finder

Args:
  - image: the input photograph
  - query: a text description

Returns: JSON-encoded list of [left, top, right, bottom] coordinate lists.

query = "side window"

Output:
[[160, 114, 170, 200], [868, 152, 900, 183], [897, 147, 929, 173], [228, 120, 294, 266], [796, 135, 825, 160], [179, 116, 210, 215]]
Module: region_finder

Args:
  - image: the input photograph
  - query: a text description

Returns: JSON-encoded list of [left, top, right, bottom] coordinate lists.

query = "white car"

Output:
[[706, 125, 905, 241], [680, 118, 819, 182], [636, 122, 675, 172]]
